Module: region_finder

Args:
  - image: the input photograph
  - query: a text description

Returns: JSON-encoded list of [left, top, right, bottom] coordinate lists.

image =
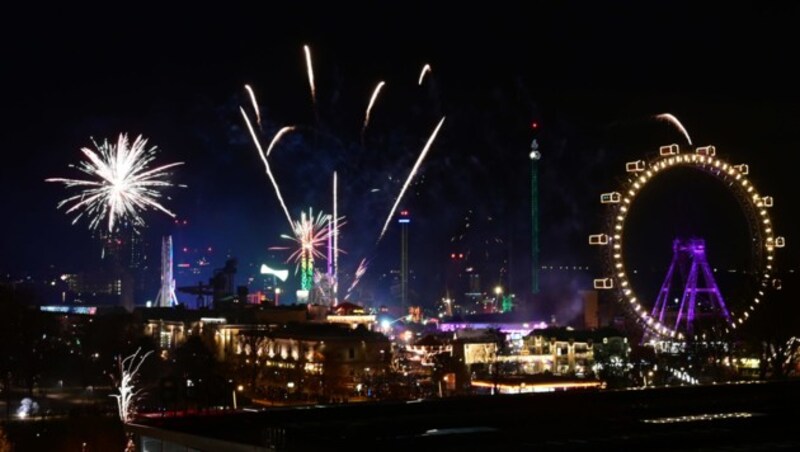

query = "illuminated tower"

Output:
[[529, 123, 541, 294], [299, 209, 315, 293], [155, 235, 178, 307], [399, 210, 410, 309], [650, 238, 731, 335]]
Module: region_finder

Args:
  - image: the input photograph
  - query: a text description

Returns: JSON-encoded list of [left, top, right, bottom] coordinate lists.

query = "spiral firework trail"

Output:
[[418, 63, 431, 85], [378, 116, 446, 241], [240, 107, 293, 228], [655, 113, 693, 145], [47, 133, 183, 232]]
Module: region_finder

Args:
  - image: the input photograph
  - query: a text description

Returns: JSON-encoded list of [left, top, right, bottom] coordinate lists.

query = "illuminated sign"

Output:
[[260, 264, 289, 282]]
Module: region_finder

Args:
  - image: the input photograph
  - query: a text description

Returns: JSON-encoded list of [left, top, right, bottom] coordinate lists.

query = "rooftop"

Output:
[[129, 380, 800, 450]]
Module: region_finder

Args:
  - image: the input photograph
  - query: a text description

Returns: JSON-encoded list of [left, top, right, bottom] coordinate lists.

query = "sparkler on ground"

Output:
[[240, 107, 294, 228], [110, 348, 153, 424], [46, 133, 184, 232], [244, 84, 261, 127], [378, 117, 446, 241], [655, 113, 693, 145], [418, 64, 431, 85], [362, 81, 385, 141]]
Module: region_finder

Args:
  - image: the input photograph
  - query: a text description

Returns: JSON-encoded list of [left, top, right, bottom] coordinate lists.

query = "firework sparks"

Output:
[[378, 117, 446, 241], [418, 63, 431, 85], [240, 107, 293, 227], [345, 257, 369, 300], [272, 209, 345, 290], [266, 126, 297, 157], [47, 133, 183, 232], [362, 81, 385, 136], [244, 84, 261, 126], [655, 113, 693, 145], [277, 210, 332, 263], [333, 171, 339, 302], [110, 348, 152, 424], [303, 44, 316, 106]]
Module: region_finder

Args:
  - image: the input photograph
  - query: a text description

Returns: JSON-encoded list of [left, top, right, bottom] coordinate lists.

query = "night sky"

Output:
[[2, 3, 797, 317]]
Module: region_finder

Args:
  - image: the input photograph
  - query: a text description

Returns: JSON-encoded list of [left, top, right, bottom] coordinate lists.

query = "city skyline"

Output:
[[2, 3, 796, 314], [1, 4, 800, 450]]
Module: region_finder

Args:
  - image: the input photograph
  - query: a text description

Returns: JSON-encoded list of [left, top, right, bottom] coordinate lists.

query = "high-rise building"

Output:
[[155, 236, 179, 307], [529, 125, 542, 295], [398, 210, 410, 309], [468, 273, 481, 294]]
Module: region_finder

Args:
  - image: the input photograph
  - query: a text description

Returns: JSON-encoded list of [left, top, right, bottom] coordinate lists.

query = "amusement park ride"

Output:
[[592, 144, 785, 341]]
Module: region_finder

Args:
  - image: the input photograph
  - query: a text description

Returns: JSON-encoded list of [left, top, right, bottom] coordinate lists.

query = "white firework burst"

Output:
[[47, 133, 184, 232]]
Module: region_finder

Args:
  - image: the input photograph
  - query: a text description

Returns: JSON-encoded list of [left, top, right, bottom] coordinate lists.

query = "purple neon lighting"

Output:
[[650, 238, 731, 335]]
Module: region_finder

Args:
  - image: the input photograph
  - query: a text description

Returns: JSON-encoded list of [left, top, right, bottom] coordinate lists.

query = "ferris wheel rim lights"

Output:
[[593, 144, 783, 340]]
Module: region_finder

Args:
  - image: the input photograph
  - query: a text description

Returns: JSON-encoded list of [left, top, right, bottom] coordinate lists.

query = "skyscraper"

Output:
[[155, 236, 179, 307], [398, 210, 410, 309], [530, 125, 542, 295]]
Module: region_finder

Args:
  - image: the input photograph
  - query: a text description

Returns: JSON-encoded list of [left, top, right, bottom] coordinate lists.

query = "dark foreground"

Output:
[[131, 380, 800, 451]]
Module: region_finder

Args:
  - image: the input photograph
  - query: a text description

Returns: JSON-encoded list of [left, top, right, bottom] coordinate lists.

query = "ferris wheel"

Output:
[[591, 144, 785, 340]]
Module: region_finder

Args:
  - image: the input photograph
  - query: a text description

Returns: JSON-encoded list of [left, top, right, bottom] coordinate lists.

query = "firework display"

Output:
[[655, 113, 693, 145], [240, 46, 446, 301], [418, 63, 431, 85], [47, 133, 183, 232], [271, 209, 343, 291]]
